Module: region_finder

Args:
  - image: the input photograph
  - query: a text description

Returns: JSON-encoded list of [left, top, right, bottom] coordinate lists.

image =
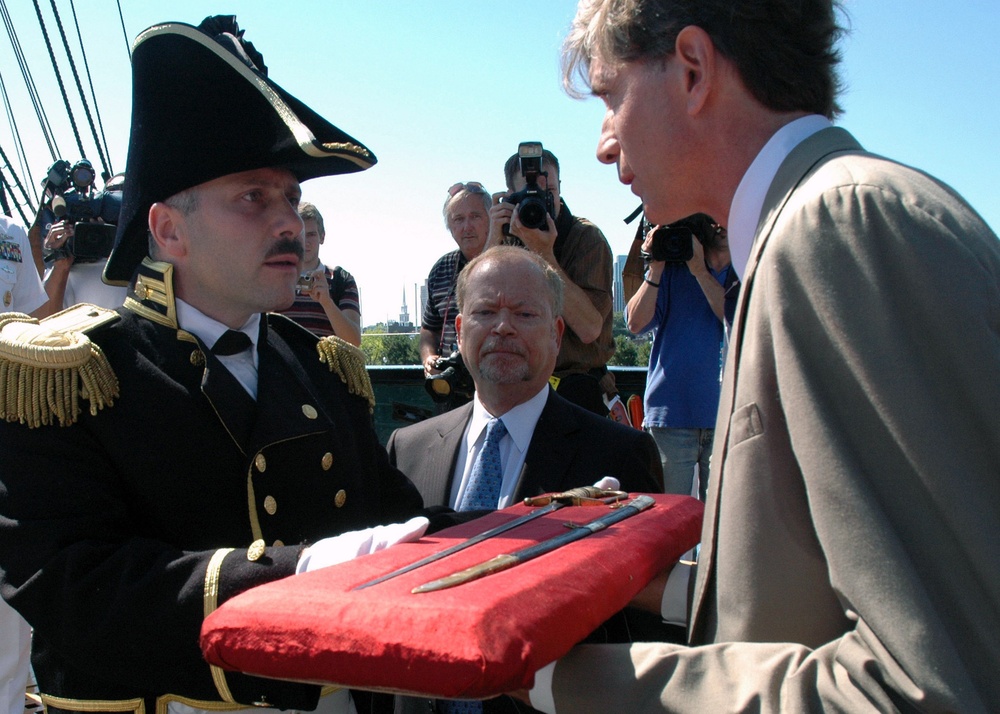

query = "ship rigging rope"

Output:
[[0, 0, 59, 186], [46, 0, 111, 177], [69, 0, 113, 176], [30, 0, 86, 164]]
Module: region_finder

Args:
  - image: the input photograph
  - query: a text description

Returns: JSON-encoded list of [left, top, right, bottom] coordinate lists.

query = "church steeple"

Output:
[[399, 288, 410, 326]]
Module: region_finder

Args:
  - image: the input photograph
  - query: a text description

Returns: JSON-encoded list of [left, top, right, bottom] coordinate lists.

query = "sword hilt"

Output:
[[523, 486, 628, 507]]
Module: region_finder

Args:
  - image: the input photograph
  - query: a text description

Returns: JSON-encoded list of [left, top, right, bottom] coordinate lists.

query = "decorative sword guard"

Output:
[[412, 495, 656, 594], [352, 486, 629, 590]]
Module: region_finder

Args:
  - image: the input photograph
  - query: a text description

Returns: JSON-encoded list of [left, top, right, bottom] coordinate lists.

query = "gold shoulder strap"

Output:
[[316, 335, 374, 414], [0, 304, 120, 428]]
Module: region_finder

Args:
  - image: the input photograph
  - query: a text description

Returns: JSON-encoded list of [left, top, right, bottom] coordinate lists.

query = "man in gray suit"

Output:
[[517, 0, 1000, 711]]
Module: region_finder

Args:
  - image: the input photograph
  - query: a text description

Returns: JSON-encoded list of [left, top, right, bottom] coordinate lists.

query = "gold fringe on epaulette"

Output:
[[316, 335, 375, 414], [0, 313, 119, 428]]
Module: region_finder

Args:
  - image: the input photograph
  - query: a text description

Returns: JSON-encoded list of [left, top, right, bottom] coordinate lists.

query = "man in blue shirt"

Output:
[[625, 215, 734, 499]]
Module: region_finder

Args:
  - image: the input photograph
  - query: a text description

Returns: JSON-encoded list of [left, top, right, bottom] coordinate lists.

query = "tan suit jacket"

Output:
[[549, 127, 1000, 712]]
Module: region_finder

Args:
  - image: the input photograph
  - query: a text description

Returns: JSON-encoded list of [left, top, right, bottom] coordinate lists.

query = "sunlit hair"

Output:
[[457, 245, 564, 317], [297, 201, 325, 237], [562, 0, 847, 118], [442, 182, 491, 226], [503, 149, 561, 192]]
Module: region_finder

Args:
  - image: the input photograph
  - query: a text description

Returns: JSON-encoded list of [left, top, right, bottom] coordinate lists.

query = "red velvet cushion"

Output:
[[201, 494, 702, 699]]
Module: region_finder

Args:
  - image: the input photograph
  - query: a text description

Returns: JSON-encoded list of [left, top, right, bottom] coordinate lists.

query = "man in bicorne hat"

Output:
[[0, 16, 431, 714]]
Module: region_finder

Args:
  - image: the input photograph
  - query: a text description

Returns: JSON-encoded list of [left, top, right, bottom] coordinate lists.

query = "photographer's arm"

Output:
[[31, 221, 74, 318], [687, 240, 726, 322], [626, 231, 665, 334], [419, 327, 443, 375], [512, 212, 604, 344]]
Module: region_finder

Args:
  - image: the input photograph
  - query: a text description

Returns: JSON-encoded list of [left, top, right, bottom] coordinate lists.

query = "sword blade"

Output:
[[353, 487, 626, 590], [411, 495, 656, 594]]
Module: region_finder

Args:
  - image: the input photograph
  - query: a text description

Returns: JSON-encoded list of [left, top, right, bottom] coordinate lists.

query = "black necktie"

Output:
[[212, 330, 252, 356]]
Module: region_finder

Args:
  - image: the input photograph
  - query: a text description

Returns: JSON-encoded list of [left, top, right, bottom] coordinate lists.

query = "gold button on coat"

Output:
[[247, 539, 266, 561], [272, 539, 284, 548], [322, 452, 334, 471], [302, 404, 318, 419], [263, 495, 277, 515], [254, 454, 267, 473], [190, 350, 205, 366], [334, 490, 347, 508]]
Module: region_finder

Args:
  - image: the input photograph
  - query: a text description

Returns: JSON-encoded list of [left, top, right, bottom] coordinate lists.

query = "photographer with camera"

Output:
[[32, 161, 128, 316], [277, 201, 361, 345], [488, 144, 615, 416], [625, 214, 736, 500], [419, 181, 492, 410]]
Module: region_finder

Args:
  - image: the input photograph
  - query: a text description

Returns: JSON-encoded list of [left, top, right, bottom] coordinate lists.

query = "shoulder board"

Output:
[[0, 304, 120, 428], [316, 335, 375, 414]]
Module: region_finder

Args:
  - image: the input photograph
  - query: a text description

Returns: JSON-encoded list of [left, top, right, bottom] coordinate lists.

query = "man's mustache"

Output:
[[482, 338, 527, 357], [265, 238, 304, 261]]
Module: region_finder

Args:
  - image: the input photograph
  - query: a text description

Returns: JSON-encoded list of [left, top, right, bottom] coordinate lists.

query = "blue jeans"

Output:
[[647, 427, 714, 501]]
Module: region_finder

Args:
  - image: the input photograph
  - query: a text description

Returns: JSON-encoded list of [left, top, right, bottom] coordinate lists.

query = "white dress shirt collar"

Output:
[[175, 299, 261, 397], [728, 114, 832, 279]]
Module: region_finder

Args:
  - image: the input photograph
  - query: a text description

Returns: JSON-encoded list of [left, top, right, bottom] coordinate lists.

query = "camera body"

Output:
[[296, 273, 316, 294], [424, 350, 475, 404], [501, 141, 555, 233], [643, 213, 722, 264], [41, 159, 123, 263]]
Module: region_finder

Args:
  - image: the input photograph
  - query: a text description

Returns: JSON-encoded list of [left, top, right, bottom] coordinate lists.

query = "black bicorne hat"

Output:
[[105, 16, 376, 284]]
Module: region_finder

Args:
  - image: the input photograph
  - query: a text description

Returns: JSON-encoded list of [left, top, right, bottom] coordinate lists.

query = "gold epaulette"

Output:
[[0, 304, 120, 428], [316, 335, 374, 414]]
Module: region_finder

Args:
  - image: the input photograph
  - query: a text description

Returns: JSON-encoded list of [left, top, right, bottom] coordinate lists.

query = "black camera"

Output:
[[41, 159, 123, 263], [424, 350, 475, 404], [501, 141, 555, 233], [642, 213, 723, 263]]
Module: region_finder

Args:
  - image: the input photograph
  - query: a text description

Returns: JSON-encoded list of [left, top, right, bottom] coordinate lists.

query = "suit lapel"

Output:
[[431, 404, 471, 506], [690, 127, 864, 640]]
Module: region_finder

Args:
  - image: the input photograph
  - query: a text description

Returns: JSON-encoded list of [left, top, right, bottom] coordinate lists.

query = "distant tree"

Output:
[[636, 339, 652, 366], [361, 332, 420, 365], [612, 311, 631, 339], [609, 334, 639, 366]]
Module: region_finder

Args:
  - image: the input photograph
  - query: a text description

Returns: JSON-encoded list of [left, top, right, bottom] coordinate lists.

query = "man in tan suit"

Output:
[[518, 0, 1000, 711]]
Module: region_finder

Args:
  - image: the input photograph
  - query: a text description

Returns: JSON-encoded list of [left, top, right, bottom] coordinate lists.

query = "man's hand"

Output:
[[43, 220, 76, 266], [641, 228, 666, 284], [423, 353, 443, 375], [509, 210, 557, 262], [296, 516, 430, 574], [305, 267, 331, 304], [486, 192, 513, 249], [685, 236, 709, 278]]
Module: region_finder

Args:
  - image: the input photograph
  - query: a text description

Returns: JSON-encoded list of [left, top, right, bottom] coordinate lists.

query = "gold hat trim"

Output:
[[316, 335, 374, 413]]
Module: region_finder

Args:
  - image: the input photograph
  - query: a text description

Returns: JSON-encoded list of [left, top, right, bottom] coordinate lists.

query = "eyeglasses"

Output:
[[447, 181, 487, 197]]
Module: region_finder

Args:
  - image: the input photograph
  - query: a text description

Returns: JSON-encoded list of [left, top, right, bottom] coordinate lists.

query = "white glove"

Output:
[[296, 516, 429, 574], [592, 476, 620, 491]]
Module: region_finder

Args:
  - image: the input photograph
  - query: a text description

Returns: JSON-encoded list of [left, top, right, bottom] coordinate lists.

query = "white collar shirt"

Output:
[[175, 298, 261, 399], [728, 114, 832, 279], [449, 385, 550, 510]]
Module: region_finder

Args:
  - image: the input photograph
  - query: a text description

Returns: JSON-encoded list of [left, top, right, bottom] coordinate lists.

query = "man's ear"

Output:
[[553, 315, 565, 351], [455, 313, 464, 351], [674, 25, 717, 116], [148, 202, 187, 259]]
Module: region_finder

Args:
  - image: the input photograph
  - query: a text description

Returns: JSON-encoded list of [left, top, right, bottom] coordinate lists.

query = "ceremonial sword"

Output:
[[412, 494, 655, 594], [352, 486, 627, 590]]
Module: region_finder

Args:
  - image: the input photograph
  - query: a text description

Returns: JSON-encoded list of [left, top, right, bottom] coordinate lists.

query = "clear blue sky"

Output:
[[2, 1, 997, 326]]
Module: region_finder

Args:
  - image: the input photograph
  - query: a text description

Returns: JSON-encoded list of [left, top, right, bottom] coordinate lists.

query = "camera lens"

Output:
[[517, 197, 548, 230]]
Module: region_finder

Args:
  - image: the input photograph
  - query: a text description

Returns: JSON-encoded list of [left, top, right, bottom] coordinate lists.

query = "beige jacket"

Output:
[[550, 127, 1000, 712]]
